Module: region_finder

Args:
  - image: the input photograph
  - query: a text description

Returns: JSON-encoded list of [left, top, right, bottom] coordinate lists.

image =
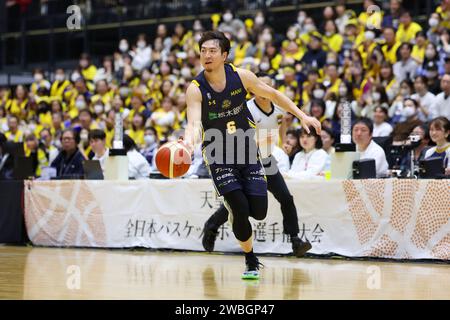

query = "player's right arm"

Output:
[[183, 82, 203, 155]]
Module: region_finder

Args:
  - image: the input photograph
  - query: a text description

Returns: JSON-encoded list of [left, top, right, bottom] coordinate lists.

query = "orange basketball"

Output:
[[155, 141, 192, 178]]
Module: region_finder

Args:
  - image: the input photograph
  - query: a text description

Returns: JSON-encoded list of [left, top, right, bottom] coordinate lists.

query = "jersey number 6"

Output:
[[227, 121, 236, 134]]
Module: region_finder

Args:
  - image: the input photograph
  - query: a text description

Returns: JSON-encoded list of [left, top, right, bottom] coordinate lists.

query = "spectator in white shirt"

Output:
[[89, 129, 109, 171], [372, 106, 393, 137], [411, 75, 436, 121], [430, 74, 450, 120], [123, 134, 151, 180], [352, 118, 389, 177], [393, 43, 419, 82], [286, 126, 329, 179], [131, 34, 152, 71]]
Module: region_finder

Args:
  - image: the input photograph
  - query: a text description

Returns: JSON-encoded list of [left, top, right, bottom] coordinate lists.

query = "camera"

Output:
[[387, 134, 422, 177]]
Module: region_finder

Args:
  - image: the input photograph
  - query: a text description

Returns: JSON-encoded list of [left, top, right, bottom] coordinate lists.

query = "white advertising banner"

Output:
[[24, 179, 450, 260]]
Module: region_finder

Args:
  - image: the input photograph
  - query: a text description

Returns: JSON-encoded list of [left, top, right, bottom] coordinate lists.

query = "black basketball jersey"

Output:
[[192, 63, 258, 165]]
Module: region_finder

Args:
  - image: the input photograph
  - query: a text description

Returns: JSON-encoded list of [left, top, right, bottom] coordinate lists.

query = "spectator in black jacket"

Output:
[[51, 129, 85, 179]]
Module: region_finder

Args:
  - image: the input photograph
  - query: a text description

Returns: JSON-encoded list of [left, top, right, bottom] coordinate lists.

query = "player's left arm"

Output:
[[237, 68, 321, 134]]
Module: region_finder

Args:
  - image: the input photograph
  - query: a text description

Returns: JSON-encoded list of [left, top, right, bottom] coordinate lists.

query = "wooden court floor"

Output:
[[0, 245, 448, 300]]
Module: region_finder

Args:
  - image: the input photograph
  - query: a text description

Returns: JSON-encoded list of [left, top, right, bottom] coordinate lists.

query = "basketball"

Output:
[[155, 141, 192, 178]]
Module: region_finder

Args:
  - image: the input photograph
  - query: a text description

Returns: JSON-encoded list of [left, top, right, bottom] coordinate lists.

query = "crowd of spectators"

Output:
[[1, 0, 450, 180]]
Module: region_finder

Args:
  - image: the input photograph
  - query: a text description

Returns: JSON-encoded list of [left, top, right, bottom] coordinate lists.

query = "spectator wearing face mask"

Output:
[[389, 79, 414, 124], [218, 9, 245, 36], [79, 53, 97, 83], [131, 34, 152, 71], [50, 68, 71, 100], [359, 85, 389, 120], [427, 13, 442, 47], [30, 68, 51, 97], [398, 124, 431, 174], [141, 127, 159, 171], [228, 29, 256, 67]]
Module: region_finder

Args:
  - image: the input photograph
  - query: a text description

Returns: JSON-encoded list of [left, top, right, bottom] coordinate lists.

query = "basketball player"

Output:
[[184, 31, 321, 280], [201, 73, 312, 258]]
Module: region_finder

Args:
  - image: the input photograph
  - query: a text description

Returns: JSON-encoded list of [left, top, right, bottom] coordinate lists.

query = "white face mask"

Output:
[[80, 132, 88, 141], [71, 72, 81, 82], [260, 62, 270, 71], [313, 89, 325, 99], [119, 41, 129, 52], [425, 49, 435, 59], [304, 24, 315, 32], [287, 30, 296, 40], [75, 100, 86, 110], [429, 18, 439, 28], [223, 13, 233, 22], [137, 41, 146, 49], [34, 74, 43, 82], [261, 32, 272, 43], [401, 88, 410, 96], [255, 16, 264, 25], [144, 135, 156, 146], [364, 31, 375, 41], [94, 104, 104, 114], [297, 15, 306, 25], [195, 33, 202, 43], [237, 32, 246, 41], [181, 67, 192, 78], [372, 92, 381, 102], [339, 88, 347, 96], [402, 106, 416, 118], [55, 74, 65, 82]]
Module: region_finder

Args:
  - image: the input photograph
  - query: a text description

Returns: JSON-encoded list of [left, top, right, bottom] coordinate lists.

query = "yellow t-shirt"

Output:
[[382, 41, 402, 65], [50, 80, 71, 98], [81, 65, 98, 82], [323, 33, 344, 53], [396, 22, 422, 44], [412, 44, 426, 64], [127, 128, 145, 148]]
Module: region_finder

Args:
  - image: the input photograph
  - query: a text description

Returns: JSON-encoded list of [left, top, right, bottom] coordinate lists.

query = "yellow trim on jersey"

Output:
[[229, 63, 237, 72], [192, 80, 200, 87]]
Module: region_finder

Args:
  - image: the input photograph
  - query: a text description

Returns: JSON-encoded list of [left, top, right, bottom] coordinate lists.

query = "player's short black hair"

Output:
[[88, 129, 106, 141], [198, 31, 231, 54]]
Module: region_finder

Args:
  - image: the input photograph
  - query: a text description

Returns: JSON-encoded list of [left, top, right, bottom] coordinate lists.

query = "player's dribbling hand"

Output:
[[301, 115, 322, 134], [178, 137, 194, 156]]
